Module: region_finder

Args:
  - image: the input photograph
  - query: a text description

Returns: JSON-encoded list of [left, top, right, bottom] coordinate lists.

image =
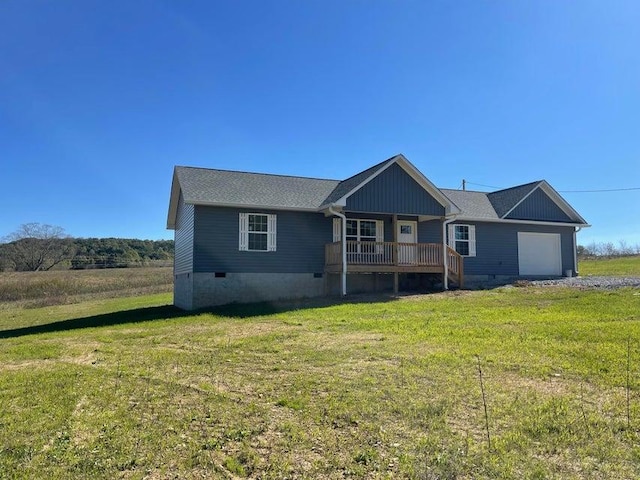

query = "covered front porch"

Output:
[[324, 213, 464, 293], [325, 241, 463, 290]]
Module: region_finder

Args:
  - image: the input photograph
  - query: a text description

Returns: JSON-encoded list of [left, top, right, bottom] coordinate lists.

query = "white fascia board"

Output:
[[166, 170, 181, 230], [538, 181, 589, 224], [454, 216, 591, 228]]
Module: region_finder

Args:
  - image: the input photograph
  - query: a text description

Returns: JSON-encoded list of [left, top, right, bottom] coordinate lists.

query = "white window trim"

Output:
[[334, 218, 384, 253], [334, 218, 384, 241], [239, 213, 277, 252], [448, 224, 476, 257]]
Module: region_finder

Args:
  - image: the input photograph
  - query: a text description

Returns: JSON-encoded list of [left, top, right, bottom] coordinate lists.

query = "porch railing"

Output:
[[325, 241, 444, 267], [325, 241, 464, 286]]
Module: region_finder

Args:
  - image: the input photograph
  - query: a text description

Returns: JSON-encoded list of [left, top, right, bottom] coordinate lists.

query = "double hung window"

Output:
[[448, 224, 476, 257], [239, 213, 277, 251], [333, 218, 384, 258], [346, 219, 377, 253]]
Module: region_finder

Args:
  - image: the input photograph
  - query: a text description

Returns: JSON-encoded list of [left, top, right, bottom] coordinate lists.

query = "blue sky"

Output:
[[1, 1, 639, 246]]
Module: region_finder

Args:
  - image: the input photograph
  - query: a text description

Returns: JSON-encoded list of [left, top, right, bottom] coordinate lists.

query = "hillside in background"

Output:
[[71, 238, 174, 269], [0, 238, 173, 271]]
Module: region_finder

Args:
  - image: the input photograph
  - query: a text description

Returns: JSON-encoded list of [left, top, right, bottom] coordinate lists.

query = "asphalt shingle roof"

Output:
[[169, 159, 585, 229], [486, 181, 541, 217], [175, 166, 340, 210], [441, 189, 499, 219]]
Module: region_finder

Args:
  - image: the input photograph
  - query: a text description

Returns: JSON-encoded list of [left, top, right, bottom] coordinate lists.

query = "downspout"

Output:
[[328, 206, 347, 296], [574, 226, 582, 276], [442, 215, 458, 290]]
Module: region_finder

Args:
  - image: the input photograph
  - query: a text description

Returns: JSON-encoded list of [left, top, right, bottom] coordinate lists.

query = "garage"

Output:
[[517, 232, 562, 276]]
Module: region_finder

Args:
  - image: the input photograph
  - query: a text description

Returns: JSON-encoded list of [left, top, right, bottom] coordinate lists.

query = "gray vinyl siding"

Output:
[[345, 163, 446, 216], [457, 221, 575, 276], [418, 219, 442, 243], [174, 192, 194, 274], [506, 189, 572, 222], [193, 206, 333, 273]]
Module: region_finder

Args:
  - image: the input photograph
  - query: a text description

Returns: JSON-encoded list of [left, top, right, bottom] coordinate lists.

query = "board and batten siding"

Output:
[[506, 188, 572, 223], [458, 221, 575, 276], [345, 163, 445, 216], [174, 192, 194, 274], [193, 206, 333, 273]]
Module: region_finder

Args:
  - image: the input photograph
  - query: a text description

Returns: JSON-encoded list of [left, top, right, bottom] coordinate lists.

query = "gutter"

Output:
[[574, 226, 583, 275], [328, 206, 347, 296], [442, 215, 458, 290]]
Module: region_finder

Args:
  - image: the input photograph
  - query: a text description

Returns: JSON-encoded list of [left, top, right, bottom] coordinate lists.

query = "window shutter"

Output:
[[333, 218, 341, 242], [375, 220, 384, 243], [267, 214, 277, 251], [375, 220, 384, 254], [239, 213, 248, 251], [447, 224, 455, 249], [468, 225, 476, 257]]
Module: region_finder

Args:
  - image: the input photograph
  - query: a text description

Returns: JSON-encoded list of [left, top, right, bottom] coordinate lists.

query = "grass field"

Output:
[[579, 255, 640, 276], [1, 284, 640, 479]]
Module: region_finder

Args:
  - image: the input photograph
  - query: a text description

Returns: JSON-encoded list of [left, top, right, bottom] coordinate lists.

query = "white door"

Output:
[[518, 232, 562, 276], [397, 221, 418, 265]]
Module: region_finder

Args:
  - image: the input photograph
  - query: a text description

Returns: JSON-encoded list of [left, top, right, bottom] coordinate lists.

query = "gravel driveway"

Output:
[[529, 275, 640, 289]]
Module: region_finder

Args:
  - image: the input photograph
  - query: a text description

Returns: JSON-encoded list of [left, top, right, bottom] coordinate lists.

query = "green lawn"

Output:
[[579, 255, 640, 276], [1, 287, 640, 479]]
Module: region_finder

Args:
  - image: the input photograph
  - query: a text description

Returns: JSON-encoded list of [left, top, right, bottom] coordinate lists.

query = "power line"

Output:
[[461, 181, 640, 193], [558, 187, 640, 193], [462, 181, 501, 190]]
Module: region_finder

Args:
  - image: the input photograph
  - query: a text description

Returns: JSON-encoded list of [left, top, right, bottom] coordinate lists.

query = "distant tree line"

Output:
[[0, 223, 173, 271], [70, 238, 174, 269], [578, 240, 640, 259]]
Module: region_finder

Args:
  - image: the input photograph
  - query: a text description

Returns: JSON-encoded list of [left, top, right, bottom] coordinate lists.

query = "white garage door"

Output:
[[518, 232, 562, 276]]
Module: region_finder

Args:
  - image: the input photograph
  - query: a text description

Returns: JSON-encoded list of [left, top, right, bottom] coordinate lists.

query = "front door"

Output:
[[397, 221, 418, 265]]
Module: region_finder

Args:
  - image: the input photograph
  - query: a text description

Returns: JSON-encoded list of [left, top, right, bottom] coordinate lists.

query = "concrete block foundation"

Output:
[[188, 272, 326, 309]]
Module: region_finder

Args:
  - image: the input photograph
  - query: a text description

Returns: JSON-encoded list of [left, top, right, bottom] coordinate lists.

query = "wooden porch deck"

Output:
[[324, 241, 464, 287]]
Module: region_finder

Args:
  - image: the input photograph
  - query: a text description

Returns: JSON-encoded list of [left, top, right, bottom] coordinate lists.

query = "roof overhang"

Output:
[[167, 169, 181, 230], [454, 216, 591, 228]]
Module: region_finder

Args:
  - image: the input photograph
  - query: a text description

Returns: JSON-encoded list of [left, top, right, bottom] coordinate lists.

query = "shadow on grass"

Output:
[[0, 293, 402, 339], [209, 292, 401, 318], [0, 305, 186, 339]]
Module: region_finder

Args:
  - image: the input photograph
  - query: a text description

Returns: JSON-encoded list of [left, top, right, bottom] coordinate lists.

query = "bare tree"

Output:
[[2, 223, 76, 271]]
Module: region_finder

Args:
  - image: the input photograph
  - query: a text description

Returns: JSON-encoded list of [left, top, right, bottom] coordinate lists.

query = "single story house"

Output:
[[167, 154, 588, 310]]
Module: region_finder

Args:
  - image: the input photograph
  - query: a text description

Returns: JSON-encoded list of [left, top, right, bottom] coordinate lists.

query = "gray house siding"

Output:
[[345, 163, 445, 216], [193, 206, 333, 273], [457, 221, 575, 276], [506, 189, 572, 222], [418, 219, 442, 243], [174, 192, 194, 274], [173, 192, 195, 309]]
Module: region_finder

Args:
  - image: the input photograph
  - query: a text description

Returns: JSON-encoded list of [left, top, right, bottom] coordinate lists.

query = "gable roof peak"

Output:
[[320, 153, 460, 214]]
